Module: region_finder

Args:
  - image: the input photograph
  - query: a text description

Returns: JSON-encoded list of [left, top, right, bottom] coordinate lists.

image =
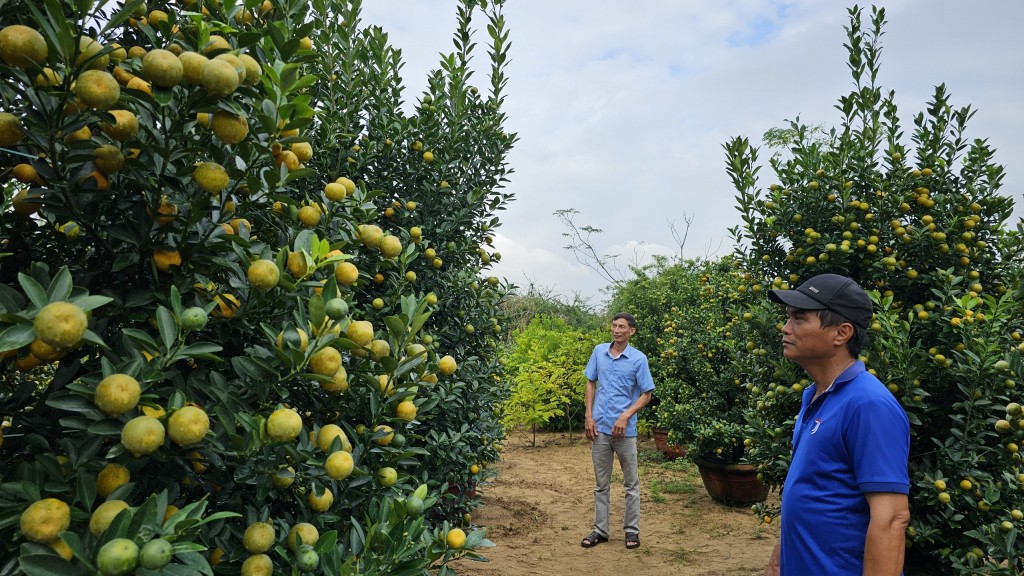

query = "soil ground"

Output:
[[450, 431, 780, 576]]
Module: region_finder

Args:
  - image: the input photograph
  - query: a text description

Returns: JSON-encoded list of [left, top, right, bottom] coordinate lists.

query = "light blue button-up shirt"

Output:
[[585, 342, 655, 437]]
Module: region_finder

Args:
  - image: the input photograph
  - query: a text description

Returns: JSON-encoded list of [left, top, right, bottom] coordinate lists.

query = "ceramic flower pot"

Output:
[[694, 456, 769, 506], [652, 428, 688, 460]]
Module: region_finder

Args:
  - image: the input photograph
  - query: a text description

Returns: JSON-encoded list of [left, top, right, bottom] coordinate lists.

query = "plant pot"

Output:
[[694, 457, 769, 506], [446, 481, 477, 499], [652, 428, 687, 460]]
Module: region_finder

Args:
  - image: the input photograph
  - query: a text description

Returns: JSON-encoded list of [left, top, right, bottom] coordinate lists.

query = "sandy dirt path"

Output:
[[450, 431, 780, 576]]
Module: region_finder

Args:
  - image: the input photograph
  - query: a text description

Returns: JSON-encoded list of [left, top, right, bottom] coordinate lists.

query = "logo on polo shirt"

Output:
[[810, 418, 823, 434]]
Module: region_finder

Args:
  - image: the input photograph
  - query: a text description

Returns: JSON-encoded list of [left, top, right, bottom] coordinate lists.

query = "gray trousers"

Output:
[[591, 433, 640, 537]]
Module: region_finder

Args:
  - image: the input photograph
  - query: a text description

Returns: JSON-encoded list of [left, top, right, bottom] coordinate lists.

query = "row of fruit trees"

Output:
[[630, 7, 1023, 574], [497, 6, 1023, 575], [0, 0, 513, 574]]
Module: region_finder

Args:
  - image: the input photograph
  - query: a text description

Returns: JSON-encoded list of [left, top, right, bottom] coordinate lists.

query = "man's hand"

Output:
[[585, 415, 597, 441], [612, 414, 628, 437]]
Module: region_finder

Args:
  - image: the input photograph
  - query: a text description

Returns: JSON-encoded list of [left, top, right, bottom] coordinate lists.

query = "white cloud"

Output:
[[601, 240, 680, 272], [489, 232, 598, 303]]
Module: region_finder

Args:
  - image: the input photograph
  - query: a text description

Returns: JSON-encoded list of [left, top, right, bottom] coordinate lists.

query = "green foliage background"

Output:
[[500, 315, 602, 440]]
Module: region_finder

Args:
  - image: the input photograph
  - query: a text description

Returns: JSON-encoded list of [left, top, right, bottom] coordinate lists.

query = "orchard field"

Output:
[[4, 1, 1024, 575], [1, 0, 513, 574], [498, 6, 1024, 576]]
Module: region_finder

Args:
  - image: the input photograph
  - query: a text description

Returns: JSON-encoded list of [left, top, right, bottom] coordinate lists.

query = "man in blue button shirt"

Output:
[[764, 274, 910, 576], [579, 312, 655, 551]]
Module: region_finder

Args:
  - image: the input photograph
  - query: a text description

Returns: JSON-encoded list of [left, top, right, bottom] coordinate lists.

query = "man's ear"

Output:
[[833, 322, 855, 346]]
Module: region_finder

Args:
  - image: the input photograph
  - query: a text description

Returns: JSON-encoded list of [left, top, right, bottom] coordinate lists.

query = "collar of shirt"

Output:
[[605, 343, 632, 358], [808, 360, 865, 405], [792, 361, 865, 454]]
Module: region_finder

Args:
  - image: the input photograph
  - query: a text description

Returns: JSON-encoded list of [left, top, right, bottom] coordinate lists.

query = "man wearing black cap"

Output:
[[763, 274, 910, 576]]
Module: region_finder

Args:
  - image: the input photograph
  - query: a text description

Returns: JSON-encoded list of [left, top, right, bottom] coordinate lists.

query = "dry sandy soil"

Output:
[[450, 431, 780, 576]]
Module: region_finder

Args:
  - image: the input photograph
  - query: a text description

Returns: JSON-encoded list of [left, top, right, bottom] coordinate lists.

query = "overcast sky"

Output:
[[359, 1, 1024, 307]]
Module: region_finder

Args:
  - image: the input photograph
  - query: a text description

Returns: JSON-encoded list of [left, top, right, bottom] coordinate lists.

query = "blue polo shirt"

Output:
[[584, 342, 655, 437], [780, 361, 910, 575]]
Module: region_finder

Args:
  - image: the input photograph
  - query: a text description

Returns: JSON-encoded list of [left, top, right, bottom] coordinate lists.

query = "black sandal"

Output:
[[580, 531, 608, 548], [625, 533, 640, 549]]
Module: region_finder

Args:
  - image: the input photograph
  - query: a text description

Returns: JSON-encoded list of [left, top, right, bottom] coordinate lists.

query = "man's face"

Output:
[[611, 318, 635, 344], [781, 307, 842, 364]]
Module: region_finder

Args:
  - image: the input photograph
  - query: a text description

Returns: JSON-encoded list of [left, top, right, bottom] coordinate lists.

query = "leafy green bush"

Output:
[[650, 257, 752, 461], [500, 315, 602, 442]]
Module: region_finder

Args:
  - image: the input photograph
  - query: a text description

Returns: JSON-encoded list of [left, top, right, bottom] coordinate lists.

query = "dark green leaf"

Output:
[[0, 323, 35, 353], [18, 273, 48, 309], [18, 553, 73, 576], [69, 295, 114, 312], [45, 393, 102, 418], [46, 267, 74, 302], [156, 307, 177, 350]]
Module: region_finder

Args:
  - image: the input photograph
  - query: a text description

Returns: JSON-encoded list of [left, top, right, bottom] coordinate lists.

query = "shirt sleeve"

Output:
[[848, 396, 910, 494], [584, 346, 599, 382]]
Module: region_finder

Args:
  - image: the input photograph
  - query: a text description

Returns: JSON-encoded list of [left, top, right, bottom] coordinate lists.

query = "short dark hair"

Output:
[[816, 308, 868, 356], [612, 312, 636, 328]]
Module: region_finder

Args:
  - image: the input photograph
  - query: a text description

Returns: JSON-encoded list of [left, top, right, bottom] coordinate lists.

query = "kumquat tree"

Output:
[[0, 0, 514, 573], [727, 6, 1024, 574]]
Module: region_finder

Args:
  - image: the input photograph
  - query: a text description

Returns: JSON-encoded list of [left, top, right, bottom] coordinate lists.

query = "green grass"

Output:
[[651, 477, 696, 495], [637, 447, 665, 466], [659, 458, 694, 474], [643, 454, 702, 502], [670, 547, 700, 564]]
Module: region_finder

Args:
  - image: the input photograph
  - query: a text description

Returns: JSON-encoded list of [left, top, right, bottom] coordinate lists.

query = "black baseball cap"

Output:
[[767, 273, 873, 329]]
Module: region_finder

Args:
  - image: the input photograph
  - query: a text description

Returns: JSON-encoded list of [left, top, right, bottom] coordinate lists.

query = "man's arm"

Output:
[[863, 492, 910, 575], [611, 391, 652, 437], [584, 380, 597, 440]]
